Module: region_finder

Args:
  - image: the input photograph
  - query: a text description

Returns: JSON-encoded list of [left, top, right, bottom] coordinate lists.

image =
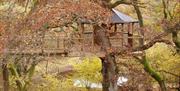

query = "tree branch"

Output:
[[116, 38, 173, 55], [158, 70, 180, 77], [110, 0, 132, 8], [132, 39, 173, 52]]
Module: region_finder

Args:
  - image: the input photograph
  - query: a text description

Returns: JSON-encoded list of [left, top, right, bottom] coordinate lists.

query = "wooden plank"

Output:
[[6, 49, 67, 55]]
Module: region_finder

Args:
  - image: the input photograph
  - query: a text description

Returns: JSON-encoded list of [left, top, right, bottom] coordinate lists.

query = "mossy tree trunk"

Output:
[[8, 61, 36, 91], [140, 57, 167, 91], [133, 1, 167, 90]]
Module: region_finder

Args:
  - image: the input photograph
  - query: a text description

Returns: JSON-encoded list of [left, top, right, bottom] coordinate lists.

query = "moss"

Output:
[[141, 57, 167, 91], [142, 58, 162, 81]]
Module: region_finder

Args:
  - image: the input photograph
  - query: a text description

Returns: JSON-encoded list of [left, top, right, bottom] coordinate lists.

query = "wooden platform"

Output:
[[5, 48, 143, 58], [1, 32, 143, 57]]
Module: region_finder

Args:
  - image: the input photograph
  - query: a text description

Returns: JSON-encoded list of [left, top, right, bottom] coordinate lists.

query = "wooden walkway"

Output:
[[1, 31, 143, 57]]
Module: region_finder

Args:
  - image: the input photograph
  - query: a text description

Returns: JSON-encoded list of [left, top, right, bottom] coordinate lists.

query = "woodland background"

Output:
[[0, 0, 179, 91]]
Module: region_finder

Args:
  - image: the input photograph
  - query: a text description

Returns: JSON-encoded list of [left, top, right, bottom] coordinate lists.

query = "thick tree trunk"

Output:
[[94, 25, 118, 91], [2, 59, 9, 91], [106, 55, 118, 91], [101, 55, 118, 91], [101, 58, 109, 91]]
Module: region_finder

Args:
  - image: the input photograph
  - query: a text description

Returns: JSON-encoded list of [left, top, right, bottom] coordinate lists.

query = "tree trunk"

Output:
[[178, 76, 180, 91], [101, 58, 109, 91], [106, 55, 118, 91], [133, 2, 144, 46], [133, 2, 167, 91], [172, 31, 180, 54], [141, 57, 167, 91], [94, 25, 118, 91], [2, 59, 9, 91]]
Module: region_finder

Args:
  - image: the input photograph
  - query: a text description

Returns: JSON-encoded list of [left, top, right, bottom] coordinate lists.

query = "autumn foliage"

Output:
[[22, 0, 111, 31]]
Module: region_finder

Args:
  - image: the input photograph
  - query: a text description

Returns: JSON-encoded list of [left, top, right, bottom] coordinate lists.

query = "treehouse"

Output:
[[110, 8, 140, 49], [5, 8, 144, 57], [66, 8, 143, 57]]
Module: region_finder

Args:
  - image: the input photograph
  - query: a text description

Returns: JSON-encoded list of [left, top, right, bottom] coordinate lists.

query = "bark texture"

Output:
[[141, 57, 167, 91], [94, 25, 118, 91], [2, 59, 9, 91], [133, 2, 167, 91]]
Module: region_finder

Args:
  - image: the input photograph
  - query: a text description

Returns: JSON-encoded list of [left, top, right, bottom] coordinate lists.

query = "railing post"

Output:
[[57, 36, 60, 49]]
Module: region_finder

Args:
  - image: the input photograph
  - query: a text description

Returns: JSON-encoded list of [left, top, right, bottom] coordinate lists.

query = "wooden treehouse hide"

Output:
[[2, 9, 144, 57]]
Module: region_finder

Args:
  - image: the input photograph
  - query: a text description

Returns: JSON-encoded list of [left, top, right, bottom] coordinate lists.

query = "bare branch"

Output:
[[115, 38, 173, 56], [158, 70, 180, 77], [133, 39, 173, 52]]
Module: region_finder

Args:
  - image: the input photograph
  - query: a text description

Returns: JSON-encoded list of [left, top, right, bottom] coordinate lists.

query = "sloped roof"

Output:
[[111, 8, 138, 23]]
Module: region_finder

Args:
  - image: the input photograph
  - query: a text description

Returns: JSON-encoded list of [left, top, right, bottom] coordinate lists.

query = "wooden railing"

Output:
[[0, 34, 143, 57]]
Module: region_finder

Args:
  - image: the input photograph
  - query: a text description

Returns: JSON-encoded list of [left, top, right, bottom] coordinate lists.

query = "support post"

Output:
[[128, 23, 133, 48], [121, 24, 124, 48], [78, 22, 85, 53], [114, 24, 117, 32]]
